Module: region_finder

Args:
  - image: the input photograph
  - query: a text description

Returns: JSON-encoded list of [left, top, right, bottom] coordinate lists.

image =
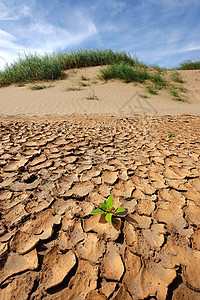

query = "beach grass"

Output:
[[170, 71, 184, 83], [178, 59, 200, 70], [0, 49, 140, 87], [29, 83, 54, 90], [100, 63, 167, 90], [99, 63, 150, 83], [0, 48, 199, 89]]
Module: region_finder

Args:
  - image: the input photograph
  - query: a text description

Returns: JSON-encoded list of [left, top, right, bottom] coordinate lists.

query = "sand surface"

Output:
[[0, 67, 200, 116], [0, 68, 200, 299]]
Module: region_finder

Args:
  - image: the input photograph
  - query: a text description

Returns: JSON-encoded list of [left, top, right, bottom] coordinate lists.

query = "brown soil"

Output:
[[0, 114, 200, 299]]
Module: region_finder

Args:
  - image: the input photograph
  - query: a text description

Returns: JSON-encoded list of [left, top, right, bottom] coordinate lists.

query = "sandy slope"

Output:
[[0, 68, 200, 299], [0, 67, 200, 116]]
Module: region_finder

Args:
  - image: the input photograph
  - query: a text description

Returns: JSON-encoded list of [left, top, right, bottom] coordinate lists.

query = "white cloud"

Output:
[[0, 3, 98, 70], [0, 0, 33, 20], [26, 16, 98, 51], [111, 1, 126, 15]]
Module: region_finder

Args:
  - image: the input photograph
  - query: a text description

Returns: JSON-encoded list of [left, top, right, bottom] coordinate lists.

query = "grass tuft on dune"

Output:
[[178, 59, 200, 70], [0, 49, 142, 87]]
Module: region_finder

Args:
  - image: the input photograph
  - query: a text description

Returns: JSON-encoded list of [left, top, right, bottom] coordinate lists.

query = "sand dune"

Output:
[[0, 67, 200, 116]]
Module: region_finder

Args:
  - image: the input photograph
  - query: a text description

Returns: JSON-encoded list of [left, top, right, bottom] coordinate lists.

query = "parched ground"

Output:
[[0, 114, 200, 300]]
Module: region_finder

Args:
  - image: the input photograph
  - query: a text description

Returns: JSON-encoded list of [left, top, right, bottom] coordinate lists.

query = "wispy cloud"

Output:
[[0, 0, 199, 69], [0, 1, 98, 69], [0, 0, 32, 21]]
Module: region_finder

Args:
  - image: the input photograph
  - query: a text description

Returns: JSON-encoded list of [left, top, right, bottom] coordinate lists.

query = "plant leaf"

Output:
[[106, 193, 113, 210], [99, 203, 108, 211], [105, 213, 113, 223], [90, 209, 105, 215], [114, 207, 126, 214]]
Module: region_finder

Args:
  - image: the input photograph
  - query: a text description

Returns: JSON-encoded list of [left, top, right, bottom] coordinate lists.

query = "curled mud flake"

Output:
[[0, 190, 13, 201], [121, 198, 137, 214], [154, 201, 192, 236], [119, 170, 129, 181], [76, 233, 106, 263], [112, 286, 133, 300], [25, 199, 51, 214], [185, 190, 200, 205], [143, 223, 165, 249], [28, 154, 47, 167], [122, 180, 136, 198], [58, 220, 85, 250], [191, 229, 200, 251], [0, 272, 37, 300], [130, 213, 152, 229], [0, 222, 6, 237], [188, 178, 200, 192], [159, 189, 185, 206], [54, 260, 98, 300], [185, 201, 200, 226], [136, 199, 155, 216], [164, 167, 183, 180], [100, 242, 124, 281], [132, 189, 147, 200], [0, 249, 38, 285], [10, 178, 40, 192], [172, 283, 200, 300], [69, 182, 94, 198], [93, 176, 102, 185], [0, 232, 13, 243], [62, 156, 78, 164], [123, 248, 143, 296], [153, 156, 165, 164], [25, 140, 47, 147], [174, 166, 194, 178], [78, 201, 94, 217], [57, 174, 78, 194], [2, 203, 29, 228], [76, 163, 93, 174], [131, 175, 144, 186], [123, 221, 137, 246], [102, 170, 118, 185], [90, 192, 105, 206], [30, 159, 54, 171], [3, 157, 29, 172], [80, 168, 101, 182], [99, 279, 117, 298], [98, 184, 112, 198], [0, 176, 17, 189], [86, 290, 106, 299], [139, 262, 177, 300], [11, 210, 61, 254], [40, 247, 76, 290], [60, 201, 81, 221], [11, 230, 38, 254], [52, 199, 74, 215], [147, 170, 166, 189], [83, 214, 121, 240], [165, 178, 187, 190], [183, 251, 200, 292], [0, 242, 8, 257], [139, 182, 156, 195]]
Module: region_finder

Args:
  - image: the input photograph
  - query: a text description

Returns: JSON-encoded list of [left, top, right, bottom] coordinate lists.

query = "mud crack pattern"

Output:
[[0, 115, 200, 299]]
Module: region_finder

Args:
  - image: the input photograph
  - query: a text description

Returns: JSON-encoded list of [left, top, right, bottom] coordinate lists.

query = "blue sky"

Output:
[[0, 0, 200, 70]]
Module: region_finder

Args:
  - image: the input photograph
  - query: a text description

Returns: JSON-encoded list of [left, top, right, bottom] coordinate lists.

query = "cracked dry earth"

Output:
[[0, 114, 200, 300]]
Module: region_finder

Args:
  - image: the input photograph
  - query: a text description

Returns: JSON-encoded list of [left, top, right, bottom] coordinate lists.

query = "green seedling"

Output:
[[90, 193, 126, 223], [168, 133, 174, 137]]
